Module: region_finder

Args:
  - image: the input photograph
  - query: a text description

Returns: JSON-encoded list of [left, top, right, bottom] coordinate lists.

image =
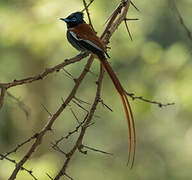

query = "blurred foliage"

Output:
[[0, 0, 192, 179]]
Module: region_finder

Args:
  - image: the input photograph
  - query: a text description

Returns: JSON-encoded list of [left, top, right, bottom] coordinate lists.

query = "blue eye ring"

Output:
[[71, 17, 77, 22]]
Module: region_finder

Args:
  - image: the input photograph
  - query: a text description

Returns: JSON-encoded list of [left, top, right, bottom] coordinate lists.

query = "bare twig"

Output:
[[1, 133, 38, 160], [0, 53, 88, 112], [130, 1, 140, 11], [99, 98, 113, 112], [64, 173, 74, 180], [126, 92, 175, 107], [72, 99, 90, 113], [72, 99, 101, 119], [124, 19, 133, 41], [74, 96, 91, 105], [81, 144, 113, 155], [52, 113, 88, 148], [125, 18, 139, 21], [52, 144, 68, 156], [82, 0, 94, 30], [70, 107, 81, 124], [7, 92, 31, 119], [41, 103, 53, 117], [102, 2, 125, 39], [62, 68, 75, 80], [46, 173, 54, 180], [101, 0, 131, 43], [82, 0, 94, 12], [0, 53, 88, 90], [169, 0, 192, 43], [0, 153, 37, 180]]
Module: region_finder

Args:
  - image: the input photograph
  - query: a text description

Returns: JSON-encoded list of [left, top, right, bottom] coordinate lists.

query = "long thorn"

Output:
[[130, 1, 140, 11], [125, 18, 139, 21], [124, 20, 133, 41]]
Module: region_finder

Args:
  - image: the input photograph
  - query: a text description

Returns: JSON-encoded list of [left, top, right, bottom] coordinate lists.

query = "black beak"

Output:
[[60, 18, 70, 23]]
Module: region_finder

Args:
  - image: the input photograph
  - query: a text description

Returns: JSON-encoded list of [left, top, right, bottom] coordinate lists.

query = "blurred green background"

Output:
[[0, 0, 192, 179]]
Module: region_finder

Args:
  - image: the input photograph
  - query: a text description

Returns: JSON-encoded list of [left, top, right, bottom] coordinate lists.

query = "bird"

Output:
[[60, 11, 136, 168]]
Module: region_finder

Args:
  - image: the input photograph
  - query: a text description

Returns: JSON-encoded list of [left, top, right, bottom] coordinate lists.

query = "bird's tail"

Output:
[[98, 57, 136, 168]]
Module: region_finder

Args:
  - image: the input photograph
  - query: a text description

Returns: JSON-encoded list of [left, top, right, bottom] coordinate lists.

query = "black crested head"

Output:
[[60, 12, 85, 28]]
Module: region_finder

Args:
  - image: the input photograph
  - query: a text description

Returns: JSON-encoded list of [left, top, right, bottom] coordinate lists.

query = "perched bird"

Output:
[[60, 11, 136, 168]]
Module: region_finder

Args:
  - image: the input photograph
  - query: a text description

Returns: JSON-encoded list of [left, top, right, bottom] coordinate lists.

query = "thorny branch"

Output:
[[82, 0, 94, 12], [8, 55, 94, 180], [0, 153, 37, 180], [126, 92, 175, 107], [53, 65, 105, 180], [1, 133, 38, 160], [82, 0, 94, 30], [0, 0, 175, 179], [0, 52, 88, 111], [52, 113, 88, 149]]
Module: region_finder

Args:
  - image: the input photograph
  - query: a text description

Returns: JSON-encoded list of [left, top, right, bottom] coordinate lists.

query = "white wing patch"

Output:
[[70, 31, 82, 40], [84, 40, 103, 52], [69, 31, 103, 52]]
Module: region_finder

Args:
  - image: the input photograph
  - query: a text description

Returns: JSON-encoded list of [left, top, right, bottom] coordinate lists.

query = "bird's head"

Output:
[[60, 12, 85, 28]]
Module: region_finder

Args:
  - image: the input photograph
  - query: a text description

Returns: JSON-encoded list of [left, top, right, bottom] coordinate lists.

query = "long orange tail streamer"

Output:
[[99, 57, 136, 168]]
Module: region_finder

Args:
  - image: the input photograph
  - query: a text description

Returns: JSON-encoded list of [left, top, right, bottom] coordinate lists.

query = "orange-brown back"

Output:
[[70, 23, 106, 52]]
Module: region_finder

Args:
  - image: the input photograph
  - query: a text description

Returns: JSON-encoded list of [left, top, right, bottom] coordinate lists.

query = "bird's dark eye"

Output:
[[71, 17, 77, 22]]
